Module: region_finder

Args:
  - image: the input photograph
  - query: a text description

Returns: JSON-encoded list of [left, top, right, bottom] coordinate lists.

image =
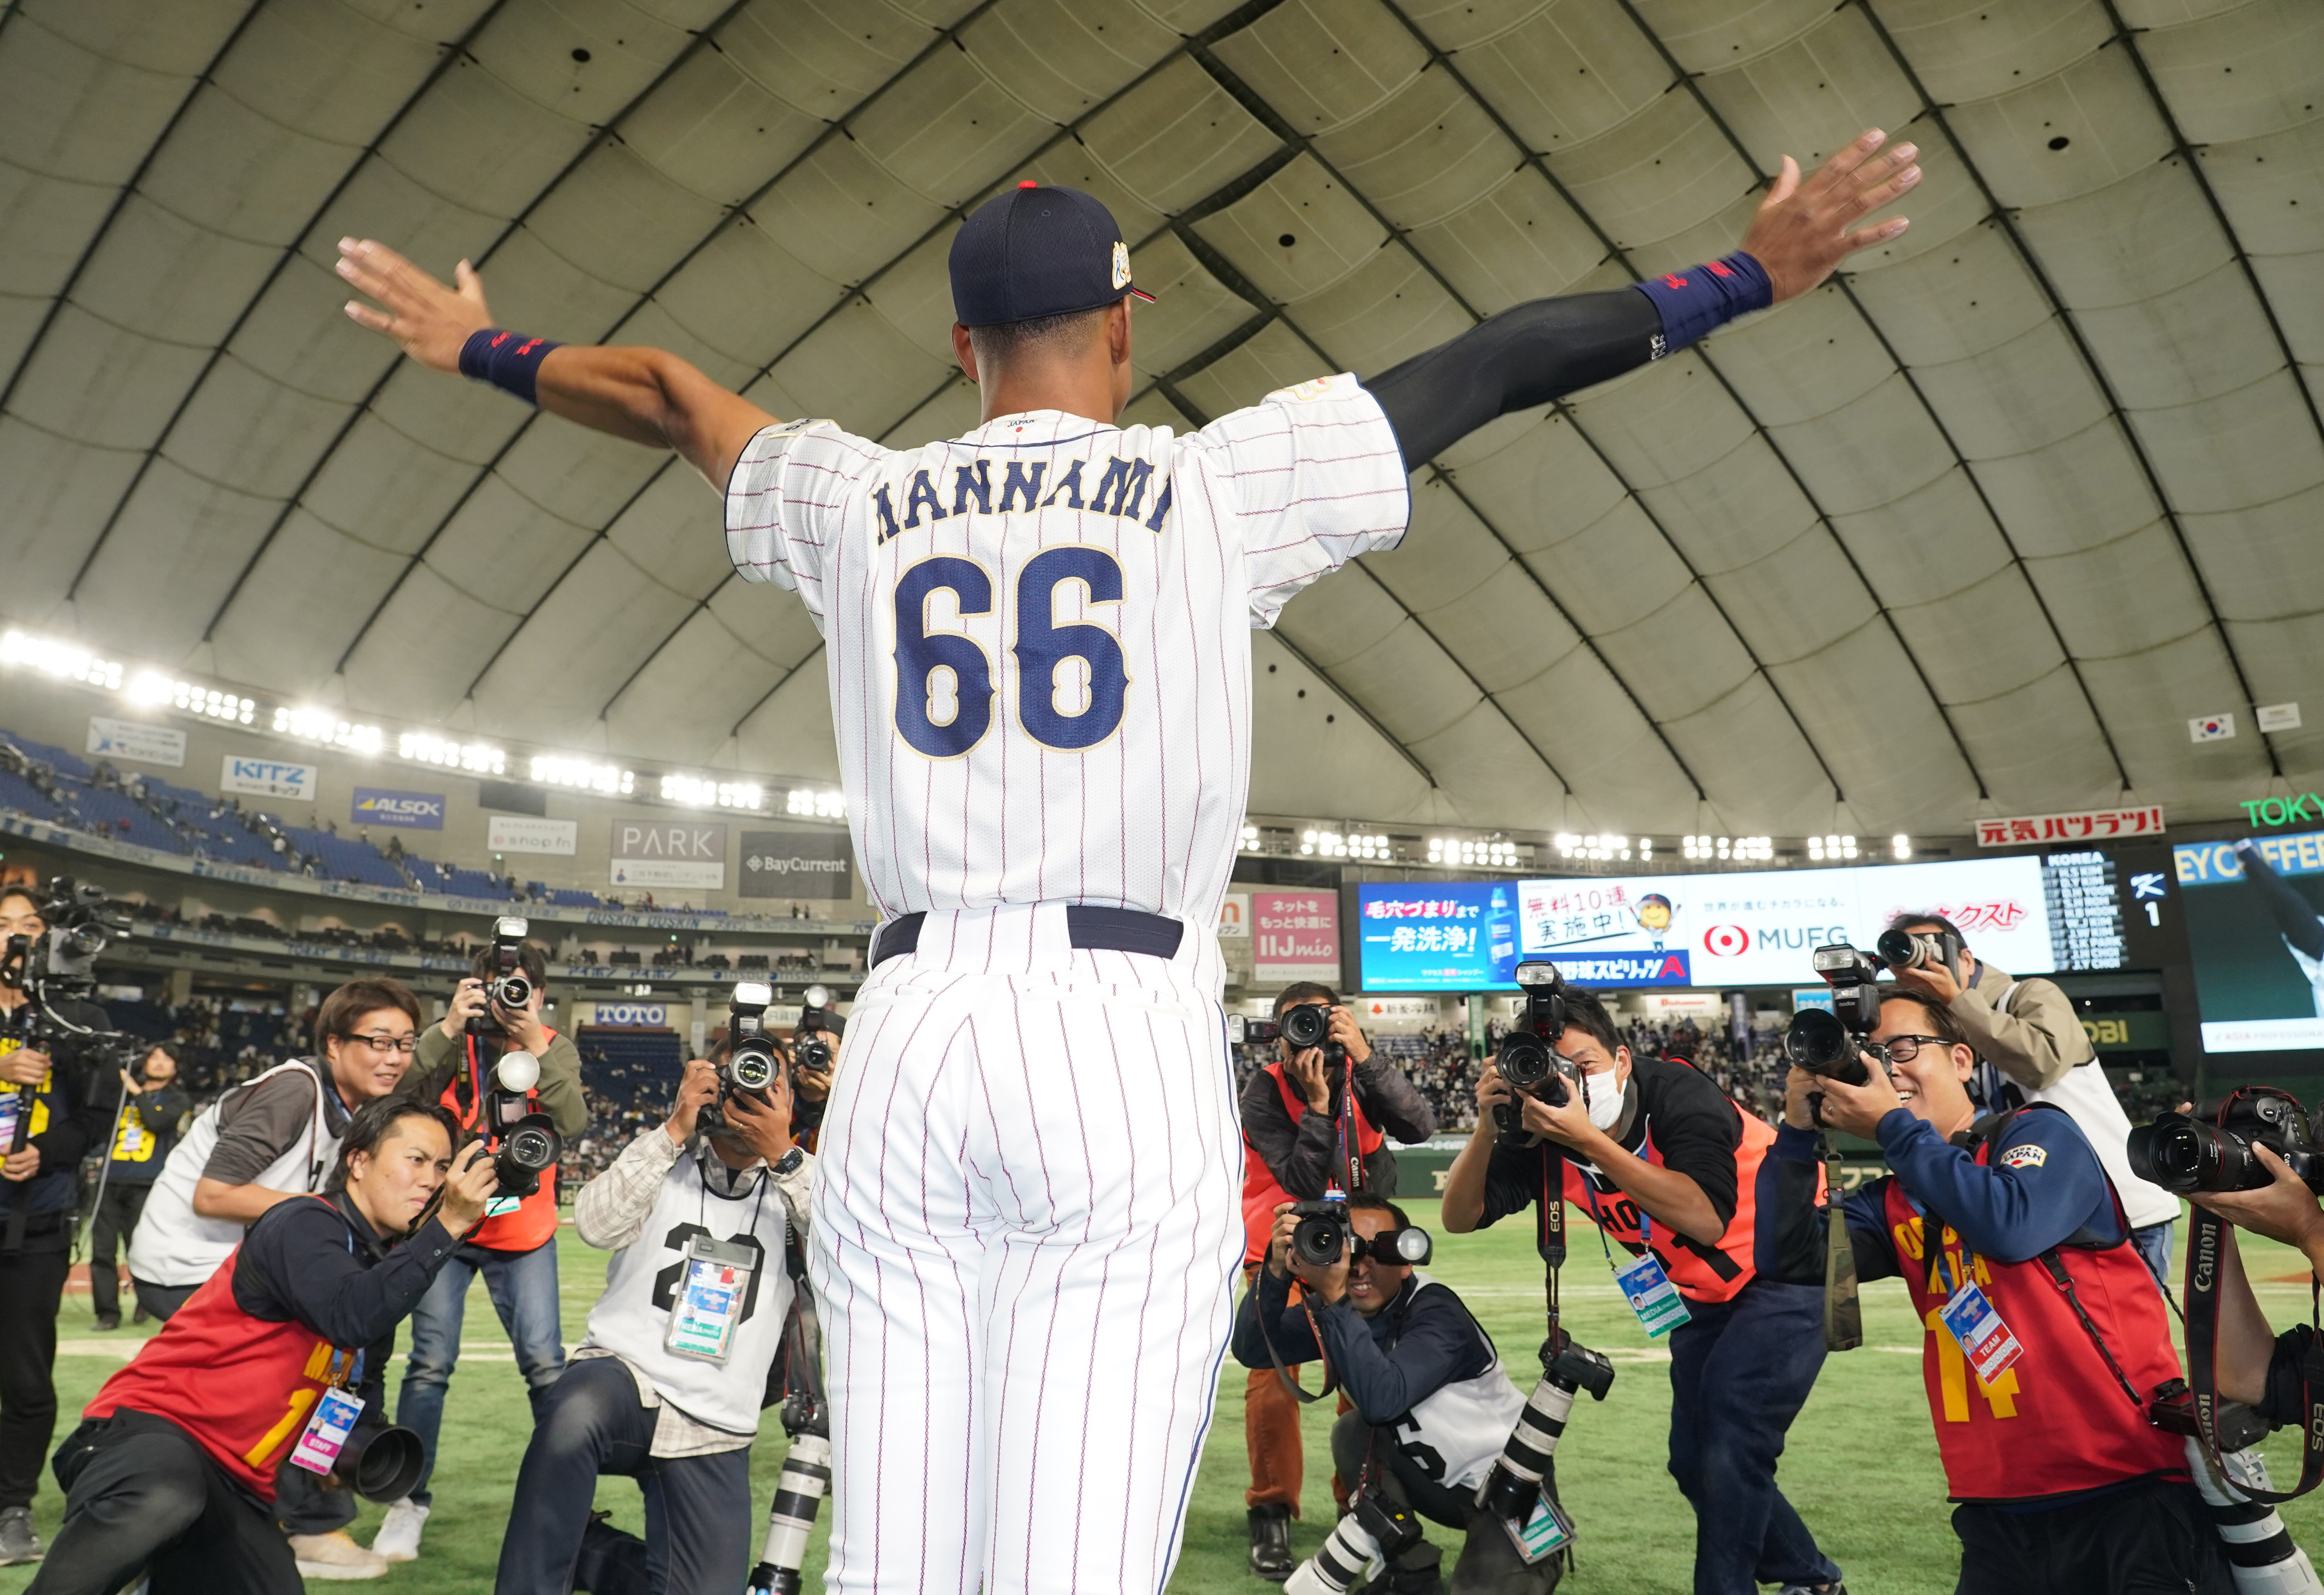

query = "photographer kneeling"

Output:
[[495, 1033, 809, 1595], [29, 1098, 495, 1595], [1231, 1195, 1544, 1595], [1775, 988, 2230, 1594]]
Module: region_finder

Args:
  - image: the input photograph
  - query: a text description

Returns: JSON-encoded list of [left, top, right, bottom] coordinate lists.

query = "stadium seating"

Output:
[[50, 776, 191, 854], [281, 825, 410, 890]]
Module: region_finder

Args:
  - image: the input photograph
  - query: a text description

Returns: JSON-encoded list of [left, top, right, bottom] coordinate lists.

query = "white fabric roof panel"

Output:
[[0, 0, 2316, 839]]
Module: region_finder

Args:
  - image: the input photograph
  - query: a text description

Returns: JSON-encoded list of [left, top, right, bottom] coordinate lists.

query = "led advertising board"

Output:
[[2173, 832, 2324, 1055]]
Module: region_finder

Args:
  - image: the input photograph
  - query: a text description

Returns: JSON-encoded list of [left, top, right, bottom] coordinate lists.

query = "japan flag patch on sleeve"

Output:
[[1999, 1143, 2048, 1170]]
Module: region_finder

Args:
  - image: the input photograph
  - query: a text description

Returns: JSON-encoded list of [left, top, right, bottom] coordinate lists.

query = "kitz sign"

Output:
[[610, 821, 727, 891]]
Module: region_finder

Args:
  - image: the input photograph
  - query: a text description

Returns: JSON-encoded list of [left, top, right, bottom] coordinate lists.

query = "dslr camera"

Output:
[[792, 983, 834, 1077], [1285, 1194, 1433, 1269], [2128, 1088, 2324, 1196], [465, 916, 560, 1197], [702, 981, 783, 1139], [476, 914, 535, 1016], [1494, 961, 1581, 1137], [1233, 1003, 1339, 1059], [1782, 944, 1890, 1088], [1875, 924, 1961, 975]]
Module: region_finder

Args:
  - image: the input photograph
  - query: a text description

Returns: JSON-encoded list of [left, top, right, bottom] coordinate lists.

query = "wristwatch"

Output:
[[772, 1146, 805, 1176]]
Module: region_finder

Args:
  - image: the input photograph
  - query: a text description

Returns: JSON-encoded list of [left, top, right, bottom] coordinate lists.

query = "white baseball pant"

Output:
[[809, 903, 1245, 1595]]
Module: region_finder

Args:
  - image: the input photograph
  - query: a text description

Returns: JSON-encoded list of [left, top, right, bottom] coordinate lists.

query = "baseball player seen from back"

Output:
[[341, 126, 1917, 1595]]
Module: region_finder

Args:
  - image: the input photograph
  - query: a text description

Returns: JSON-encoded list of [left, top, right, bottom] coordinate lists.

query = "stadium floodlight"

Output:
[[273, 705, 382, 754], [1893, 834, 1912, 860], [1241, 824, 1260, 850], [785, 787, 844, 820], [1, 629, 123, 691], [126, 670, 253, 724], [399, 731, 506, 774], [661, 773, 763, 811], [533, 755, 633, 795]]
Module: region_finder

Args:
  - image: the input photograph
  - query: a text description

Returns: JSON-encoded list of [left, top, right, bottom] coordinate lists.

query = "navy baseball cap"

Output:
[[949, 181, 1157, 328]]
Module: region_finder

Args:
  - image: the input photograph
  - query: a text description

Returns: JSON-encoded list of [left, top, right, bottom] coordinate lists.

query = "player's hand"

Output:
[[1326, 1007, 1371, 1066], [667, 1059, 718, 1146], [442, 980, 487, 1041], [2, 1146, 40, 1182], [1806, 1055, 1906, 1140], [1285, 1046, 1330, 1115], [436, 1141, 500, 1234], [0, 1048, 50, 1087], [339, 239, 494, 373], [1740, 129, 1920, 304], [2190, 1144, 2324, 1253], [724, 1068, 794, 1166]]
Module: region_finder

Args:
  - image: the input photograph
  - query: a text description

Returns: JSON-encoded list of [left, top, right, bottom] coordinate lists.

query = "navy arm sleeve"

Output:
[[1877, 1109, 2121, 1262], [1314, 1289, 1494, 1425], [1766, 1124, 1897, 1286], [232, 1200, 463, 1350], [1231, 1266, 1325, 1371]]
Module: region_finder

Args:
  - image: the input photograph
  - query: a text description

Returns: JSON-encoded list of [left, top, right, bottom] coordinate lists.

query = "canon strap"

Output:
[[1255, 1276, 1340, 1405], [2183, 1204, 2324, 1504]]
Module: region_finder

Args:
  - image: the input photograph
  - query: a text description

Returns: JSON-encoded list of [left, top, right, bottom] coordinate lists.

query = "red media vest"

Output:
[[1564, 1081, 1780, 1305], [1241, 1061, 1384, 1265], [86, 1201, 357, 1500], [1880, 1141, 2186, 1501], [441, 1030, 561, 1251]]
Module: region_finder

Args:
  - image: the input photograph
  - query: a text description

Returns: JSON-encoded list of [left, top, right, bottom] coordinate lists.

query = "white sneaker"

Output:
[[289, 1529, 389, 1580], [370, 1498, 428, 1563]]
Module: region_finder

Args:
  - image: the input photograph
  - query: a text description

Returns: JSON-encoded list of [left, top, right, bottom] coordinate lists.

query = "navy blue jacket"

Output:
[[1231, 1268, 1495, 1425]]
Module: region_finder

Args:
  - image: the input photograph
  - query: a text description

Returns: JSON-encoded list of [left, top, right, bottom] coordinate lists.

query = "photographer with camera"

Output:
[[88, 1041, 193, 1331], [29, 1096, 498, 1595], [1881, 913, 2179, 1279], [1239, 983, 1436, 1579], [1774, 986, 2230, 1593], [0, 883, 115, 1567], [495, 990, 809, 1595], [124, 976, 422, 1578], [1232, 1194, 1545, 1595], [1440, 981, 1840, 1595], [375, 929, 586, 1564]]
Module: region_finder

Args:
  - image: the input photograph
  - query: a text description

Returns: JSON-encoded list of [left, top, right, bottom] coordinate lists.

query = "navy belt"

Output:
[[871, 907, 1184, 969]]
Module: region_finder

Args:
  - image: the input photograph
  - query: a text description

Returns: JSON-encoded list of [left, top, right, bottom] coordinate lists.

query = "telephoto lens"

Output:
[[492, 1113, 561, 1197]]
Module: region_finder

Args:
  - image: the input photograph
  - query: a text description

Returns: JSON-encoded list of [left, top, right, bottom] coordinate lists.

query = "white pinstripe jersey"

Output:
[[724, 372, 1408, 937]]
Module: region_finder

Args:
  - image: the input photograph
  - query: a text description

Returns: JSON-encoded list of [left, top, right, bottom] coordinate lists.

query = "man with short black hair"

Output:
[[1883, 911, 2178, 1279], [1776, 987, 2229, 1594], [1233, 1193, 1545, 1595], [375, 942, 587, 1565], [1240, 983, 1436, 1577], [1439, 985, 1839, 1595], [87, 1040, 192, 1331]]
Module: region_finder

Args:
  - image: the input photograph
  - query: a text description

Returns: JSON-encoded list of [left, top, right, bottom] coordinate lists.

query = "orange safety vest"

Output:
[[1240, 1061, 1384, 1265], [439, 1030, 561, 1252]]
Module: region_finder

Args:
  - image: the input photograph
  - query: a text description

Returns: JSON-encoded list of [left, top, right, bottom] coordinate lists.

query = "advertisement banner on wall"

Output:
[[87, 717, 186, 768], [1217, 893, 1250, 939], [352, 787, 444, 830], [589, 1002, 668, 1028], [490, 815, 578, 856], [1361, 856, 2069, 991], [1253, 890, 1339, 985], [2173, 832, 2324, 1054], [221, 755, 318, 803], [611, 820, 726, 890], [737, 828, 853, 899]]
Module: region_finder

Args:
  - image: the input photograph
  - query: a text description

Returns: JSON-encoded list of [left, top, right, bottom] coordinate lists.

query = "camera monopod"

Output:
[[747, 1236, 832, 1595]]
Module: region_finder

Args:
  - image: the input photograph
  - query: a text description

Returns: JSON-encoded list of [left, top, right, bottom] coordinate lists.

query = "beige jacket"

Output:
[[1948, 960, 2094, 1091]]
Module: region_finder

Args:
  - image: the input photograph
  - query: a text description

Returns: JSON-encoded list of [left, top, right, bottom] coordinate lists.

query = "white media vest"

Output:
[[127, 1057, 341, 1289], [1389, 1276, 1529, 1492], [580, 1147, 796, 1438]]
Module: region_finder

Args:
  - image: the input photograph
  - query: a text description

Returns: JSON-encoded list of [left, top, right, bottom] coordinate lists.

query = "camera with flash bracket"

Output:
[[792, 983, 835, 1076], [702, 981, 783, 1140]]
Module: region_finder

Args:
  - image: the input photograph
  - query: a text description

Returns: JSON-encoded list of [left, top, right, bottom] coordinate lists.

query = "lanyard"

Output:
[[1578, 1176, 1647, 1266], [697, 1150, 773, 1234]]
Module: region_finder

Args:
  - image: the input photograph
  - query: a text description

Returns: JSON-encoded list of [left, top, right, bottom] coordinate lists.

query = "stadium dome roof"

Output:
[[1, 0, 2317, 841]]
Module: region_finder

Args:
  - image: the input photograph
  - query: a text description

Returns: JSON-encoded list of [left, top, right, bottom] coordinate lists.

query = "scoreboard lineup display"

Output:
[[1358, 852, 2140, 993]]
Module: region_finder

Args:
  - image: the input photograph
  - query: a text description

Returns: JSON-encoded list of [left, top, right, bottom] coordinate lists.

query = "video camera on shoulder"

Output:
[[792, 983, 834, 1076], [701, 981, 783, 1140], [1494, 961, 1580, 1138], [1, 875, 130, 1010], [1782, 944, 1889, 1100], [1284, 1193, 1432, 1269], [2129, 1087, 2324, 1196]]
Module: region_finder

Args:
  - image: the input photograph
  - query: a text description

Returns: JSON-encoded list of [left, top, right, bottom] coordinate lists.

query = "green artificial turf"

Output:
[[10, 1201, 2322, 1594]]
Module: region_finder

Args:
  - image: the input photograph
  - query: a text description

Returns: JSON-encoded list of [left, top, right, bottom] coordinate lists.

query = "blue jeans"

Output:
[[493, 1357, 752, 1595], [1665, 1277, 1839, 1595], [395, 1238, 567, 1505], [2132, 1220, 2175, 1290]]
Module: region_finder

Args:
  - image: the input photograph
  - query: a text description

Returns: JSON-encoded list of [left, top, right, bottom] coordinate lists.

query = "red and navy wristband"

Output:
[[458, 328, 562, 404], [1633, 253, 1773, 358]]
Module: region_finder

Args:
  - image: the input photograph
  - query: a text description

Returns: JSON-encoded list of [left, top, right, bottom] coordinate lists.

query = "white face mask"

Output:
[[1584, 1068, 1626, 1131]]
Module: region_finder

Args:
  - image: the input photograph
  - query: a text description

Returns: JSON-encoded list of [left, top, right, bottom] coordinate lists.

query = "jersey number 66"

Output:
[[894, 548, 1129, 757]]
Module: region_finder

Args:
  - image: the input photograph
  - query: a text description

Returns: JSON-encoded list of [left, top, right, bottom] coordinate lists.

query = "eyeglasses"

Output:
[[1876, 1034, 1950, 1064], [343, 1033, 419, 1055]]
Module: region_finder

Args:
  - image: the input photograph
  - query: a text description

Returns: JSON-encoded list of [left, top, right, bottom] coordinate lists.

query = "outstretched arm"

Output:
[[1368, 128, 1919, 467], [2234, 839, 2324, 962], [337, 239, 774, 488]]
